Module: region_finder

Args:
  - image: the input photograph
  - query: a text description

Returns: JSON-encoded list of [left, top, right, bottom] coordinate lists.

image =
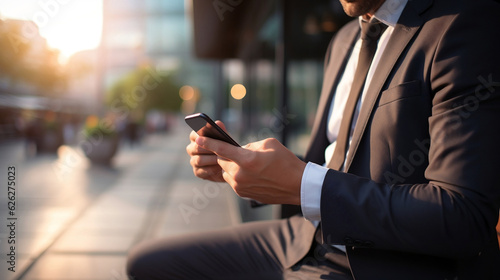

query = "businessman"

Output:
[[127, 0, 500, 278]]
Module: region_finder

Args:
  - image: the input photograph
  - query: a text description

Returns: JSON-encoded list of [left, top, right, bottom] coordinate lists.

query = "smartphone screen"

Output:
[[185, 113, 240, 147]]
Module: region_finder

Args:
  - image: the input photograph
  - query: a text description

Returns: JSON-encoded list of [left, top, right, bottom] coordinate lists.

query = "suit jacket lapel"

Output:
[[344, 0, 432, 171], [305, 21, 359, 164]]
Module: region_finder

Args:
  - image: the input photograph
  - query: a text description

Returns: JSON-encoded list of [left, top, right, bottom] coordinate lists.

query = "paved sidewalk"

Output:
[[0, 119, 241, 280]]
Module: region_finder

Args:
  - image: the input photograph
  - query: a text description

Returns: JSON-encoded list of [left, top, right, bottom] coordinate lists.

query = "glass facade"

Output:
[[104, 19, 143, 49], [145, 0, 185, 14], [100, 0, 218, 99], [223, 60, 324, 156], [187, 0, 350, 158], [145, 16, 187, 54]]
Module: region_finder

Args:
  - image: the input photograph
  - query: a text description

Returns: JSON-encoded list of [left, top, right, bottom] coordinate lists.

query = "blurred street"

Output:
[[0, 118, 241, 280]]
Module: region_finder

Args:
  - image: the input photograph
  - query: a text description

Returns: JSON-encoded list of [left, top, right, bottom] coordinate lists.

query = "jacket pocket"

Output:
[[378, 80, 422, 107]]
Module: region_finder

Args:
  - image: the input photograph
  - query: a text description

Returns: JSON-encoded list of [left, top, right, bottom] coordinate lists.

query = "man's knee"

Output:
[[126, 242, 153, 280], [127, 237, 201, 280], [127, 240, 176, 280]]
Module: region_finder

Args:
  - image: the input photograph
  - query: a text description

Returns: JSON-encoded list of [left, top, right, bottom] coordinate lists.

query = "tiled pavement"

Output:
[[0, 119, 242, 280]]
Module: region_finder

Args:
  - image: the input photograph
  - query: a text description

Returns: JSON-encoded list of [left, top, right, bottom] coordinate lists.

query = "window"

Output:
[[145, 0, 184, 14], [145, 16, 187, 54]]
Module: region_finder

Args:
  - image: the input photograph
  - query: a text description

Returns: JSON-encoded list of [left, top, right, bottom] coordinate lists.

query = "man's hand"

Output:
[[196, 135, 306, 205], [186, 120, 226, 182]]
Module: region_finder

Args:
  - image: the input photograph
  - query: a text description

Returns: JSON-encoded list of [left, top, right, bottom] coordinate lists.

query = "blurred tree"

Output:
[[105, 67, 182, 120], [28, 47, 67, 94], [0, 19, 67, 95], [0, 20, 31, 81]]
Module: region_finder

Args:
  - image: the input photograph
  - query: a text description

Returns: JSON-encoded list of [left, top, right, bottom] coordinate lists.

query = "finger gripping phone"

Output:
[[185, 113, 240, 147]]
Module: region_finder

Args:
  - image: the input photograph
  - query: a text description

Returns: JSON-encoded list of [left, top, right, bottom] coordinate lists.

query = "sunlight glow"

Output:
[[0, 0, 103, 62]]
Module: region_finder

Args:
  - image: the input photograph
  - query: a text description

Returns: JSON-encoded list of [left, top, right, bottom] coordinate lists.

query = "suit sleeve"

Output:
[[319, 2, 500, 258]]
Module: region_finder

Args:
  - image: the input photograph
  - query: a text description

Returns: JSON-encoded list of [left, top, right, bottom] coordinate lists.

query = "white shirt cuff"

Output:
[[300, 162, 328, 221]]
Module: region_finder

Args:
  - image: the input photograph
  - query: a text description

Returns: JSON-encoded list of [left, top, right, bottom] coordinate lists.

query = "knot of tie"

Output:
[[360, 20, 388, 42]]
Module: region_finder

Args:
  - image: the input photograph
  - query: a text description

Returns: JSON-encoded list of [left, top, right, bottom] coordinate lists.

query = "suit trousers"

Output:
[[126, 216, 353, 280]]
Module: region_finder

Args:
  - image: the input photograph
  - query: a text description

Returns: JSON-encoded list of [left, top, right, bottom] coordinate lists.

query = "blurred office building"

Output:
[[97, 0, 219, 114]]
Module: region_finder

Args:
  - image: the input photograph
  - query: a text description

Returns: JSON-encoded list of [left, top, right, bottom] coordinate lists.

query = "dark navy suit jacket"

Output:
[[296, 0, 500, 278]]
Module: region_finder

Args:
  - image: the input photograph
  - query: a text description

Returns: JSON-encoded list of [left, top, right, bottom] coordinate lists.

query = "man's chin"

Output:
[[342, 6, 365, 17], [339, 0, 379, 18]]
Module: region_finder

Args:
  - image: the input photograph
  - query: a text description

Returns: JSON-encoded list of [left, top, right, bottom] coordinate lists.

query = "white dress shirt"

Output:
[[301, 0, 408, 222]]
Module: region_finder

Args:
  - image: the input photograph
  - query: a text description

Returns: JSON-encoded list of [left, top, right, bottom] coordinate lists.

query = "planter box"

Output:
[[82, 135, 120, 165]]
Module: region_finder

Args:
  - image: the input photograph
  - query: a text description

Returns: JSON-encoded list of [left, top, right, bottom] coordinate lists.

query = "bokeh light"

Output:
[[179, 85, 195, 101], [230, 84, 246, 100]]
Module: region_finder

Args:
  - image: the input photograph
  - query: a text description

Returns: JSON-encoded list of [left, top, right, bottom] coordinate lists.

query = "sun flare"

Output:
[[0, 0, 103, 62]]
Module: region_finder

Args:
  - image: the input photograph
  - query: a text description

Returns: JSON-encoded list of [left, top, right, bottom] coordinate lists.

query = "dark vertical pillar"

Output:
[[213, 61, 225, 121], [277, 0, 302, 219], [276, 0, 289, 147], [243, 61, 253, 134]]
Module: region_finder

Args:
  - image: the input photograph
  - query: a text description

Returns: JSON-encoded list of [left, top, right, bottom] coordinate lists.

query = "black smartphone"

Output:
[[185, 113, 240, 147]]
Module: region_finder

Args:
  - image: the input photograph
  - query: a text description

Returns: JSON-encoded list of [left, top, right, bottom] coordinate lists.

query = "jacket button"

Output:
[[363, 241, 374, 248], [344, 237, 354, 245], [354, 240, 364, 247]]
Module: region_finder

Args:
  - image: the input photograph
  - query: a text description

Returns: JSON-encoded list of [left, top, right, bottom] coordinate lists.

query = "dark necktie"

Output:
[[329, 20, 387, 171]]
